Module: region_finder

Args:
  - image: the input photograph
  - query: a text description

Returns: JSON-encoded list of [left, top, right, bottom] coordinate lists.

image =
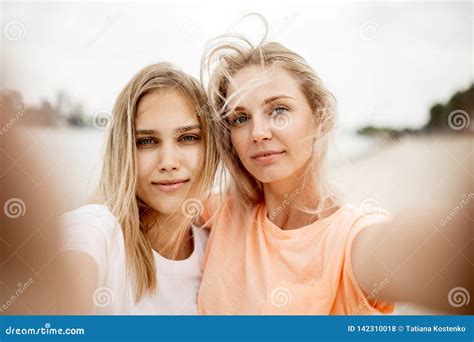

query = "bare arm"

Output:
[[352, 200, 473, 314], [54, 251, 99, 314]]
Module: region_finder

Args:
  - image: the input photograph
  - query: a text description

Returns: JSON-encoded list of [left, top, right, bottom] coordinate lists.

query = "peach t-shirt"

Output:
[[198, 195, 395, 315]]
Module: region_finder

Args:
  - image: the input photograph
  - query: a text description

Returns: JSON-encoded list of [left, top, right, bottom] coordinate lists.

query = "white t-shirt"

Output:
[[61, 204, 208, 315]]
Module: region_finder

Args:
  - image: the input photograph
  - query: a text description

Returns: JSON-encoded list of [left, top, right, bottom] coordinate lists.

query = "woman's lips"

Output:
[[152, 180, 189, 193], [251, 151, 285, 163]]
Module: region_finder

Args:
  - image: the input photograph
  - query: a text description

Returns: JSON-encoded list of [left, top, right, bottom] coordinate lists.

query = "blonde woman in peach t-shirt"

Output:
[[196, 34, 472, 315]]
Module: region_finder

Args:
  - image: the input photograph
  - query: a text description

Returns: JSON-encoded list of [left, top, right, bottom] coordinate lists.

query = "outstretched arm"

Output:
[[54, 251, 99, 314], [352, 198, 473, 314]]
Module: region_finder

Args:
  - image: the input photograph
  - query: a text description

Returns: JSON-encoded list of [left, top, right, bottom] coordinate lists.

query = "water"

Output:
[[328, 130, 383, 166]]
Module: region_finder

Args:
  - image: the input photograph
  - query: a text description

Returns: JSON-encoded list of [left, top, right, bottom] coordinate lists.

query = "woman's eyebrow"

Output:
[[262, 95, 294, 106], [136, 125, 201, 136], [229, 105, 246, 113], [135, 129, 156, 135], [226, 95, 295, 114], [174, 124, 201, 134], [227, 95, 295, 113]]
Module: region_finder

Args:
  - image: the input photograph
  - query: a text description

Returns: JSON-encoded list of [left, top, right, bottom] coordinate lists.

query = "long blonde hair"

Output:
[[201, 29, 342, 215], [99, 62, 219, 302]]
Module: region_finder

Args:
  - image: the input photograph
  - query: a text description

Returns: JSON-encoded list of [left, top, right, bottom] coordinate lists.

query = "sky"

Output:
[[1, 0, 472, 130]]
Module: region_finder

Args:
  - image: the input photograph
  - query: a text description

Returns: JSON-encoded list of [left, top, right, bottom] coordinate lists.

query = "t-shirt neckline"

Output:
[[261, 203, 346, 239], [152, 224, 201, 269]]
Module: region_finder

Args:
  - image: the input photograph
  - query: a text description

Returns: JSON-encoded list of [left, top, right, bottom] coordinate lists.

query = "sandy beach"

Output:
[[331, 134, 471, 213]]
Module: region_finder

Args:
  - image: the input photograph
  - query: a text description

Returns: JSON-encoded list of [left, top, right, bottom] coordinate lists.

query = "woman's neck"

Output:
[[264, 179, 319, 230], [143, 211, 194, 260], [263, 170, 338, 230]]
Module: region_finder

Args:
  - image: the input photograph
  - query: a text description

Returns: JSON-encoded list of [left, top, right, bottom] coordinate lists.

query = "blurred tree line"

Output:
[[0, 89, 90, 128], [358, 83, 473, 137], [2, 84, 472, 133], [424, 83, 473, 131]]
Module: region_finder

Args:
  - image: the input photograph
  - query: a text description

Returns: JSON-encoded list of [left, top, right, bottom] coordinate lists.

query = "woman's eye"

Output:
[[136, 138, 156, 146], [179, 135, 200, 143], [231, 114, 249, 126], [271, 106, 288, 115]]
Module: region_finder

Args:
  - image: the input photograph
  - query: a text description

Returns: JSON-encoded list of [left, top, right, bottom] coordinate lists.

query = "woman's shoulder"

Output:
[[197, 191, 257, 237], [198, 191, 235, 226], [324, 202, 393, 242], [62, 203, 115, 220], [60, 204, 121, 286], [341, 202, 393, 224], [61, 203, 119, 238]]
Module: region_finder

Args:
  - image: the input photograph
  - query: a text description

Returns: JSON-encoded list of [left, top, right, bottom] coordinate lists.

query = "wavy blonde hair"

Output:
[[201, 31, 342, 215], [99, 62, 219, 302]]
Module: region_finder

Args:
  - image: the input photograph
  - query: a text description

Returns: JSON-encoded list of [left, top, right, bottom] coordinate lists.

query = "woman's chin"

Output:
[[145, 201, 181, 216], [255, 172, 292, 185]]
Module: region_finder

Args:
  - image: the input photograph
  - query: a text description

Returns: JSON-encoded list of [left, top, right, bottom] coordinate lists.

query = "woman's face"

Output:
[[226, 65, 316, 184], [135, 89, 202, 215]]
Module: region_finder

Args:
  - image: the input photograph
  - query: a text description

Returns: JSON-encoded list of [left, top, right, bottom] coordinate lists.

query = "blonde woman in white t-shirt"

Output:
[[58, 63, 219, 314]]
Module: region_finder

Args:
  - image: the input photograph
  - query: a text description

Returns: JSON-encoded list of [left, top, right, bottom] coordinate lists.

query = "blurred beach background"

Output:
[[0, 1, 472, 315]]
